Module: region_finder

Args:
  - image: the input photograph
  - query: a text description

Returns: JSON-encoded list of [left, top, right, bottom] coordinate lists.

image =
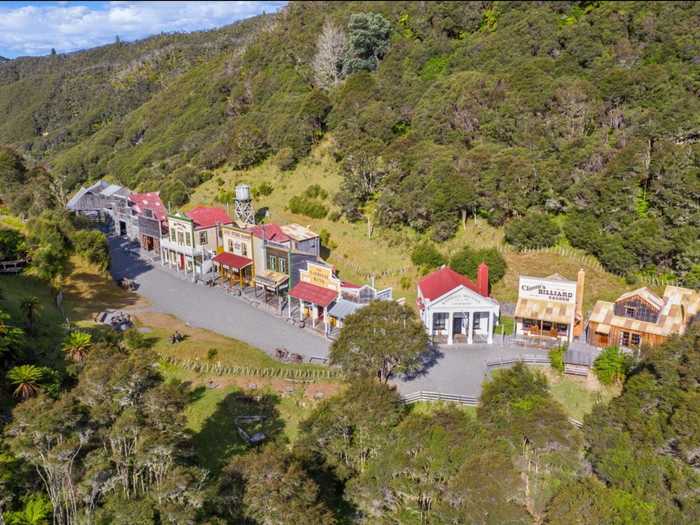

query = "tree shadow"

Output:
[[400, 343, 444, 381], [193, 389, 286, 475]]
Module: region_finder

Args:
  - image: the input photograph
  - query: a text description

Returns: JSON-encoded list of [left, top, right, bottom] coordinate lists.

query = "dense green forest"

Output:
[[1, 1, 698, 285]]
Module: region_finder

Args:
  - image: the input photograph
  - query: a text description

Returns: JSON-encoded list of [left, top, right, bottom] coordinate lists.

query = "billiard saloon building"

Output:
[[513, 270, 585, 343]]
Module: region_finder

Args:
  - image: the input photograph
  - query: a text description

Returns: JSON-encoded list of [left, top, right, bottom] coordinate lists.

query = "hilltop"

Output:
[[0, 1, 698, 285]]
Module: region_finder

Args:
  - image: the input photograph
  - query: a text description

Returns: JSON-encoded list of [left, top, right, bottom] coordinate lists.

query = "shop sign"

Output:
[[519, 276, 576, 303], [300, 262, 340, 291]]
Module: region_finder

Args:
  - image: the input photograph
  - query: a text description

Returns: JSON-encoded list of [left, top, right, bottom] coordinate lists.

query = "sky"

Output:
[[0, 1, 287, 58]]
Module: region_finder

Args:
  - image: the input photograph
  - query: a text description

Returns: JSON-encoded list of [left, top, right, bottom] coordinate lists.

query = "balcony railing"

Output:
[[160, 238, 195, 257]]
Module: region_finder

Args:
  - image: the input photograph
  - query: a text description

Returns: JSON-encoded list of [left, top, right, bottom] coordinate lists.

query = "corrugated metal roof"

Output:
[[66, 186, 88, 210], [281, 223, 318, 241], [514, 297, 575, 325], [328, 299, 365, 320], [100, 184, 125, 196]]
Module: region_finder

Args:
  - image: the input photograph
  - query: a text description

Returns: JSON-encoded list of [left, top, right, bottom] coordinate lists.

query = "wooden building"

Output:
[[513, 270, 585, 343], [66, 180, 130, 225], [288, 261, 341, 331], [215, 224, 255, 286], [588, 285, 699, 349], [129, 192, 167, 253]]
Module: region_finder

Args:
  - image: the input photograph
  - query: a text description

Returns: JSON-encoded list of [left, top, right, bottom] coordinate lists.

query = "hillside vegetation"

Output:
[[0, 1, 698, 286]]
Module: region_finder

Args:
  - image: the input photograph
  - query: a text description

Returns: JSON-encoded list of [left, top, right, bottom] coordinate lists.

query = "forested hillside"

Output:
[[1, 1, 698, 284]]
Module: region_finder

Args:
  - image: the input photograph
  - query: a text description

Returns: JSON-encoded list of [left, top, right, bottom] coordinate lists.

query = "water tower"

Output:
[[234, 184, 255, 225]]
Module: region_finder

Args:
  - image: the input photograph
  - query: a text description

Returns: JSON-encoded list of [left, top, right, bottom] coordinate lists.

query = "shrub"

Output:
[[288, 195, 328, 219], [328, 210, 342, 222], [505, 212, 560, 250], [273, 147, 296, 171], [304, 184, 328, 200], [549, 345, 565, 374], [410, 242, 445, 270], [215, 189, 234, 204], [71, 230, 109, 271], [593, 346, 628, 385], [399, 275, 412, 290], [449, 246, 507, 287], [0, 228, 26, 261], [431, 219, 458, 242], [319, 229, 337, 250], [253, 182, 274, 198]]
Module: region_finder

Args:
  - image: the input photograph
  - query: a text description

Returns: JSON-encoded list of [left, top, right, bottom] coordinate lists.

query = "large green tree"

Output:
[[330, 300, 428, 383]]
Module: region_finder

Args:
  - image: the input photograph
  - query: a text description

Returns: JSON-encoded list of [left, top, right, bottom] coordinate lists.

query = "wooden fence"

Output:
[[485, 354, 550, 368], [0, 259, 27, 274], [401, 390, 584, 429]]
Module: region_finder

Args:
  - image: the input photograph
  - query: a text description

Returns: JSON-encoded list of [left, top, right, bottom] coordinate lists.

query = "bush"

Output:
[[410, 242, 445, 270], [505, 212, 560, 250], [215, 189, 234, 204], [549, 345, 565, 374], [71, 230, 109, 271], [328, 210, 342, 222], [449, 246, 507, 287], [593, 346, 628, 385], [288, 195, 328, 219], [319, 229, 337, 250], [273, 147, 296, 171], [304, 184, 328, 200], [253, 182, 274, 198], [0, 228, 26, 261]]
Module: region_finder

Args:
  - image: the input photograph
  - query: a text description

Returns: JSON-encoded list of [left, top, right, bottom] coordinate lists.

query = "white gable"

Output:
[[432, 285, 498, 309]]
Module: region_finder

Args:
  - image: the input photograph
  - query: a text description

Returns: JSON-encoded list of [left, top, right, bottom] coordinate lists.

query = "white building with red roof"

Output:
[[417, 264, 500, 345]]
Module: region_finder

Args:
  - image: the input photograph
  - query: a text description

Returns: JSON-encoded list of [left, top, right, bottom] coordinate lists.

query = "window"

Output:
[[199, 231, 208, 245], [631, 333, 641, 346], [473, 315, 480, 329], [177, 231, 184, 245], [185, 232, 192, 246], [241, 243, 248, 256], [433, 313, 447, 330], [170, 229, 176, 242], [621, 331, 630, 346], [227, 239, 234, 252], [267, 254, 277, 272], [279, 257, 287, 274], [624, 305, 636, 317]]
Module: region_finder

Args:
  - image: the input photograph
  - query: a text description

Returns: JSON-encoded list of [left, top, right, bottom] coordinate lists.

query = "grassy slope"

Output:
[[187, 140, 635, 313]]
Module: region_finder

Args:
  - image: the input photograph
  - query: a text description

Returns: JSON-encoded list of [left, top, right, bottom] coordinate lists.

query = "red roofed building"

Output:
[[186, 206, 233, 229], [127, 192, 167, 253], [417, 265, 499, 345]]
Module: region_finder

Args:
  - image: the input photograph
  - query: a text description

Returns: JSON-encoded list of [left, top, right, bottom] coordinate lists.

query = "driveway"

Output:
[[393, 342, 550, 397], [109, 238, 330, 360]]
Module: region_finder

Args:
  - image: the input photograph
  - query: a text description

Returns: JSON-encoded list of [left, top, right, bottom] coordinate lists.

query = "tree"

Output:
[[0, 308, 24, 359], [344, 12, 391, 74], [7, 365, 44, 400], [19, 297, 41, 331], [411, 242, 446, 271], [312, 20, 348, 90], [4, 493, 52, 525], [449, 246, 507, 288], [330, 300, 428, 383], [61, 331, 93, 363], [221, 445, 336, 525], [505, 211, 560, 250], [592, 346, 628, 385]]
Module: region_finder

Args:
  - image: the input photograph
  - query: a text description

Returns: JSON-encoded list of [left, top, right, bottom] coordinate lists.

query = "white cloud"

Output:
[[0, 1, 286, 57]]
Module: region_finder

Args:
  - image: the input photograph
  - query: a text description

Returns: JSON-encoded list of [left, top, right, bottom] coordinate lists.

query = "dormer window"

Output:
[[624, 305, 636, 317]]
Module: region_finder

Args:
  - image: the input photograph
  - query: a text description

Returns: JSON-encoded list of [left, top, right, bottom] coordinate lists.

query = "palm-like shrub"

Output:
[[62, 331, 93, 362], [7, 365, 44, 400], [593, 346, 628, 385], [20, 296, 41, 329]]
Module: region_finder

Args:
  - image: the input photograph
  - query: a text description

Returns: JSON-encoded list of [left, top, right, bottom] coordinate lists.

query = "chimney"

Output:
[[575, 268, 585, 335], [477, 263, 489, 297]]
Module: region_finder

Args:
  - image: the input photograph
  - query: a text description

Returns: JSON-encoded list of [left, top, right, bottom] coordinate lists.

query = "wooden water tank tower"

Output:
[[234, 184, 255, 225]]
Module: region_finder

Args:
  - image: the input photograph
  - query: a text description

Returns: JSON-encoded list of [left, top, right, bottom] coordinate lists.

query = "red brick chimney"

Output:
[[477, 263, 489, 297]]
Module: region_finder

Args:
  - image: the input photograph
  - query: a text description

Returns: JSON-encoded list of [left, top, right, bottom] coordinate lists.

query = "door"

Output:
[[452, 316, 463, 335], [179, 254, 185, 270], [119, 221, 127, 236]]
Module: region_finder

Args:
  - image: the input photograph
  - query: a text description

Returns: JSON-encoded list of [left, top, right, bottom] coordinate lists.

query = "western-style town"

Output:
[[2, 2, 699, 523]]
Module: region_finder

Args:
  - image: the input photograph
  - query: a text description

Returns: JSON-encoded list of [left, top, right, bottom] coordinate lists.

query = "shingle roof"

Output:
[[185, 207, 232, 229], [514, 297, 575, 325], [289, 281, 338, 307], [417, 266, 481, 301]]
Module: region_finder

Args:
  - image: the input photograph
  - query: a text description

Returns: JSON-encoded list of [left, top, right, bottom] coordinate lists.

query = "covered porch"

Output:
[[288, 281, 338, 333], [427, 309, 496, 345], [214, 252, 254, 287]]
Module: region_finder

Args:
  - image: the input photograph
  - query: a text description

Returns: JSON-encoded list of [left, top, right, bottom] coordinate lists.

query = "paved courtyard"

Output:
[[109, 237, 330, 360], [393, 342, 550, 397]]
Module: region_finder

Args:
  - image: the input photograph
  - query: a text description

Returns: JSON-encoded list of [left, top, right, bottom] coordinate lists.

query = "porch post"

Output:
[[288, 297, 292, 319], [427, 309, 433, 339], [299, 300, 304, 321], [467, 311, 473, 345], [447, 311, 454, 345], [487, 311, 493, 344]]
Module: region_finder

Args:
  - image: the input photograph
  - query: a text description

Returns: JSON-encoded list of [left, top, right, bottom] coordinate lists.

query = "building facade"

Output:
[[588, 285, 699, 349], [215, 224, 255, 286], [417, 264, 500, 345], [513, 270, 585, 343], [160, 207, 232, 281], [66, 180, 130, 225], [129, 192, 167, 254]]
